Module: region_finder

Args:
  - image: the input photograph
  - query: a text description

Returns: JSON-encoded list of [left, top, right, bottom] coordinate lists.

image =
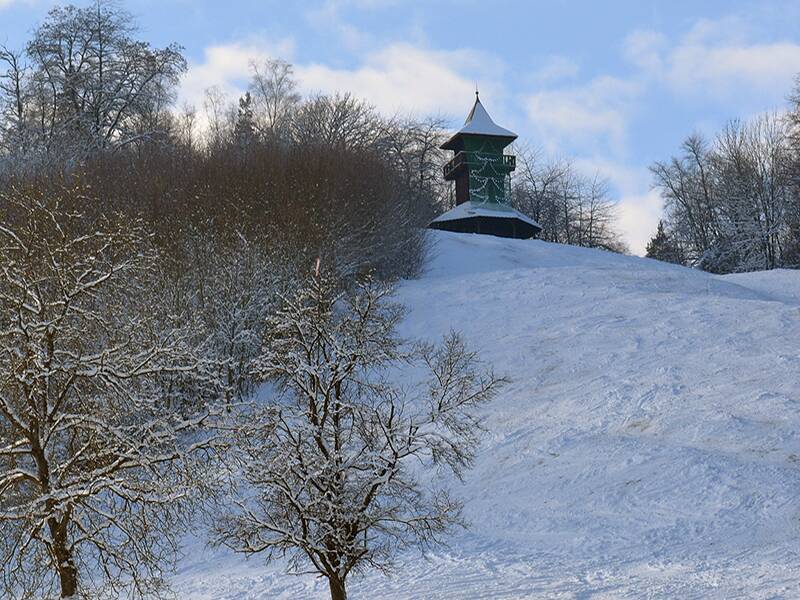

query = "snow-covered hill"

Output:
[[174, 231, 800, 599]]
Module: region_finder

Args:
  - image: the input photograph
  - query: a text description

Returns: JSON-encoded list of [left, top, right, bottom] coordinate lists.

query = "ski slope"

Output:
[[174, 231, 800, 599]]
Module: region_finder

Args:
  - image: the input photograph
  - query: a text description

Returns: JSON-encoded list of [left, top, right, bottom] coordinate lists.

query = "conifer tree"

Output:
[[233, 91, 257, 148], [646, 220, 685, 265]]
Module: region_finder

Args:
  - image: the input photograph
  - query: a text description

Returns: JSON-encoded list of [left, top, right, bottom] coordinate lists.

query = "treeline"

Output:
[[0, 2, 451, 281], [511, 148, 627, 252], [647, 87, 800, 273]]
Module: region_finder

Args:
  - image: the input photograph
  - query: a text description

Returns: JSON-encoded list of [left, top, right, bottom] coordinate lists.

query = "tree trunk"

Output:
[[32, 431, 78, 597], [57, 558, 78, 599], [49, 517, 78, 598], [328, 574, 347, 600]]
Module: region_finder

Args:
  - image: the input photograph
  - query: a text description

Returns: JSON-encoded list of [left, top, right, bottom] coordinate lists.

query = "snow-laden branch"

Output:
[[0, 190, 221, 599]]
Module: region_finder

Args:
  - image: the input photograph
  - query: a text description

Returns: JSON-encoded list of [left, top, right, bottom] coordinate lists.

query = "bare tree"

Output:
[[382, 115, 448, 216], [651, 134, 719, 266], [0, 188, 215, 598], [202, 85, 235, 151], [290, 92, 385, 150], [512, 146, 570, 236], [215, 269, 504, 600], [166, 102, 198, 151], [248, 58, 300, 142], [0, 44, 30, 159], [512, 147, 626, 251], [23, 1, 186, 155]]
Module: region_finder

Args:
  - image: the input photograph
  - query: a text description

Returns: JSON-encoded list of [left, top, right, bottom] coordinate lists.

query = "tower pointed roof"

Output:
[[441, 92, 517, 150]]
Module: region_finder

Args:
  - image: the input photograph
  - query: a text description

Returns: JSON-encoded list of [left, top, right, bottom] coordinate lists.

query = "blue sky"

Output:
[[4, 0, 800, 253]]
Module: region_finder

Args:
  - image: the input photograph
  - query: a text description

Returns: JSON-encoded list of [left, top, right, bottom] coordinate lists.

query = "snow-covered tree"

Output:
[[175, 231, 291, 407], [0, 188, 216, 599], [24, 2, 186, 155], [215, 269, 504, 600], [652, 114, 796, 273], [783, 221, 800, 268]]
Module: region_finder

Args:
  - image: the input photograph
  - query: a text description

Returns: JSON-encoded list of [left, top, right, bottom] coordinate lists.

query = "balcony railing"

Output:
[[442, 152, 466, 179], [443, 151, 516, 179]]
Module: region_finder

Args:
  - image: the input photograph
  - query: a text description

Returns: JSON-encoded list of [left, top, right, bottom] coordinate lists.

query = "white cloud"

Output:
[[0, 0, 32, 8], [668, 40, 800, 99], [301, 2, 500, 116], [305, 4, 373, 51], [181, 37, 501, 120], [304, 0, 410, 52], [178, 38, 296, 109], [624, 20, 800, 104], [616, 188, 663, 256], [623, 30, 666, 74], [532, 56, 580, 84], [296, 43, 496, 116], [526, 76, 642, 155]]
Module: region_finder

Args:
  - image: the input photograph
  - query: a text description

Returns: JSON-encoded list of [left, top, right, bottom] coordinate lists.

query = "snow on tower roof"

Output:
[[441, 93, 517, 149], [430, 200, 541, 229]]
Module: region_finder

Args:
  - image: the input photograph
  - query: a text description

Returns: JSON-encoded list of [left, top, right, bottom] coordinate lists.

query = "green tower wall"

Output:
[[462, 136, 515, 204]]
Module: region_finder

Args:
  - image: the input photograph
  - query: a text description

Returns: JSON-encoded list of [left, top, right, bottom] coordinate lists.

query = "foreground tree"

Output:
[[216, 269, 505, 600], [0, 187, 214, 598]]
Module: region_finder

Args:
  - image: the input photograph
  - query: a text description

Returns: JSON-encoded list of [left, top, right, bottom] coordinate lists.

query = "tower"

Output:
[[430, 92, 541, 239]]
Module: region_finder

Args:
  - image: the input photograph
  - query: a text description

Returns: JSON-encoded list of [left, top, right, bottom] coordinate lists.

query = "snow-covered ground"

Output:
[[174, 231, 800, 599]]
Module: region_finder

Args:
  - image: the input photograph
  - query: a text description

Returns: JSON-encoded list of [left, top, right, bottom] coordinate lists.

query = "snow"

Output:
[[721, 269, 800, 306], [430, 200, 541, 229], [174, 231, 800, 598], [441, 97, 517, 148]]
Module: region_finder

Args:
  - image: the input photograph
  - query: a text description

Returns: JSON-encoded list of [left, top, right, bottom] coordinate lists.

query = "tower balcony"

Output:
[[443, 151, 516, 180]]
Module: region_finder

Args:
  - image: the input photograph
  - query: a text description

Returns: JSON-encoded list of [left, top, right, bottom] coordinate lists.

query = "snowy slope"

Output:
[[174, 231, 800, 599]]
